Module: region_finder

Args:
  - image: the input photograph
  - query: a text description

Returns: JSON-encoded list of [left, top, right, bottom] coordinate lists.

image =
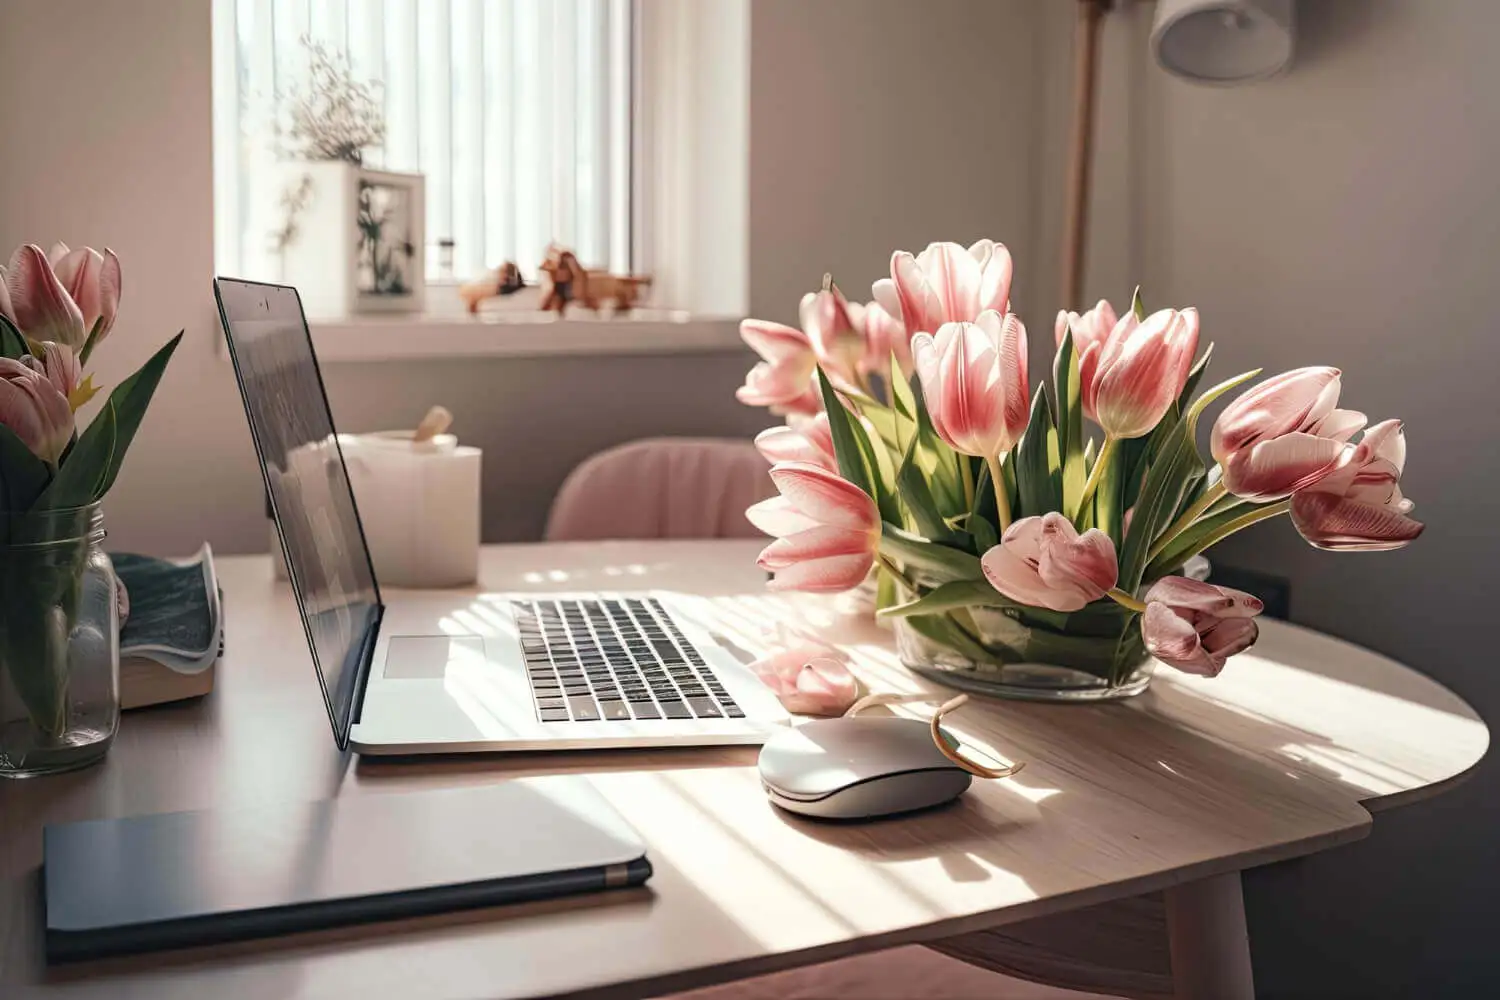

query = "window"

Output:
[[212, 0, 634, 291]]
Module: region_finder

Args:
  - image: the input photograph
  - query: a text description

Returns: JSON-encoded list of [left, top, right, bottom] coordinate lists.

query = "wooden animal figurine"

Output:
[[458, 261, 525, 314], [538, 246, 653, 316]]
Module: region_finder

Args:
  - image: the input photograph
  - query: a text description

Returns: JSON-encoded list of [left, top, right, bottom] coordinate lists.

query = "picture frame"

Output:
[[273, 162, 426, 318]]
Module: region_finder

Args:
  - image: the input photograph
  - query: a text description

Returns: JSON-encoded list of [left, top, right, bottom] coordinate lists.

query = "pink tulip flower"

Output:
[[49, 243, 122, 347], [737, 318, 820, 415], [801, 284, 864, 389], [981, 512, 1119, 612], [888, 240, 1013, 338], [23, 341, 82, 398], [1054, 299, 1118, 423], [746, 461, 880, 592], [1141, 576, 1263, 677], [755, 413, 837, 472], [1090, 307, 1200, 440], [860, 298, 913, 379], [1290, 419, 1424, 551], [1211, 366, 1367, 502], [749, 642, 858, 716], [910, 310, 1030, 458], [3, 244, 86, 349], [0, 356, 74, 466]]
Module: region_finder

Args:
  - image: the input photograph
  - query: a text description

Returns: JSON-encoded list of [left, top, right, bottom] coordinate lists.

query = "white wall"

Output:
[[1084, 2, 1500, 995]]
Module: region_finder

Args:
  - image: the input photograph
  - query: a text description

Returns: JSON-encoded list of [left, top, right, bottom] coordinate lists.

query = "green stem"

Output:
[[986, 454, 1012, 533], [1149, 479, 1229, 563], [959, 455, 976, 512], [1144, 500, 1292, 581], [875, 551, 913, 593], [1106, 588, 1148, 613], [1077, 435, 1118, 511]]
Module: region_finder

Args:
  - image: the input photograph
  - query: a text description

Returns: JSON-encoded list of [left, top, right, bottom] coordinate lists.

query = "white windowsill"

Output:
[[248, 311, 746, 363]]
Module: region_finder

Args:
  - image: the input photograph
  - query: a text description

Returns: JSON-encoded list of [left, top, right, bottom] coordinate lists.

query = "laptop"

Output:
[[214, 278, 788, 756]]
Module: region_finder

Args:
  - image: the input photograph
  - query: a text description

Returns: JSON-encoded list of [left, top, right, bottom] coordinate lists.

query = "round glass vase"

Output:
[[892, 601, 1154, 702], [0, 504, 120, 778]]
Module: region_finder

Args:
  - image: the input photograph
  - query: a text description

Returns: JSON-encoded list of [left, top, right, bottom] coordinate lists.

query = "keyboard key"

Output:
[[568, 697, 600, 721], [725, 705, 746, 718], [536, 698, 565, 711], [659, 700, 691, 720], [686, 697, 722, 718], [632, 704, 662, 720], [599, 700, 630, 720], [539, 708, 570, 722]]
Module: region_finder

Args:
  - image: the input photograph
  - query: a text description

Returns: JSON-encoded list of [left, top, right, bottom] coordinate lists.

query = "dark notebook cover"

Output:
[[44, 778, 651, 962]]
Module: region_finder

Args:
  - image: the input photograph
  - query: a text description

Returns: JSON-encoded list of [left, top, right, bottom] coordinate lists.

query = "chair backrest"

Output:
[[545, 437, 775, 542]]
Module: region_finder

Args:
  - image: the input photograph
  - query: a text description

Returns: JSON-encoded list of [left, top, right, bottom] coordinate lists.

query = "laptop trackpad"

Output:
[[383, 636, 486, 679]]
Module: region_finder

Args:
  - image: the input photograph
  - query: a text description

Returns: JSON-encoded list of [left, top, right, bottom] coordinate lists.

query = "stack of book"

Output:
[[114, 545, 223, 710]]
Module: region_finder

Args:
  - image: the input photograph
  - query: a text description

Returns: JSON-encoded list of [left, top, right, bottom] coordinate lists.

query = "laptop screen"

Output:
[[214, 279, 381, 749]]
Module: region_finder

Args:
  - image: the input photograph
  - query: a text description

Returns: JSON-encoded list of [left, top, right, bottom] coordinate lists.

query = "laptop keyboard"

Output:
[[513, 598, 745, 723]]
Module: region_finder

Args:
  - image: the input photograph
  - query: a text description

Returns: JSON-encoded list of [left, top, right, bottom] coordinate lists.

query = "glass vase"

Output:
[[0, 504, 120, 778], [888, 555, 1211, 702]]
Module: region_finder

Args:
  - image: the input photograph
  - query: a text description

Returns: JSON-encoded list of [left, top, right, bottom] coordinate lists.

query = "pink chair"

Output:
[[545, 437, 775, 542]]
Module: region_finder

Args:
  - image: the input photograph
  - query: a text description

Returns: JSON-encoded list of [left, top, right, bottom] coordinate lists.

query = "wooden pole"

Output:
[[1061, 0, 1109, 312]]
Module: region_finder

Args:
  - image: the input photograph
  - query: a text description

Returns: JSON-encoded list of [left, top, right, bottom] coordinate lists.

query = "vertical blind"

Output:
[[213, 0, 632, 285]]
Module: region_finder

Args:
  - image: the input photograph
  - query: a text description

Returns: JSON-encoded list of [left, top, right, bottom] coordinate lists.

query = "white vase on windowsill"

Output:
[[272, 160, 427, 320]]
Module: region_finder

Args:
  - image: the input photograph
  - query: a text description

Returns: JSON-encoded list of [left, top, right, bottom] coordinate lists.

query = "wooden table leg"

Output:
[[1164, 872, 1255, 1000]]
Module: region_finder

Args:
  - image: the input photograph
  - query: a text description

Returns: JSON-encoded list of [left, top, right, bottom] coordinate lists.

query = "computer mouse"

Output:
[[758, 716, 972, 820]]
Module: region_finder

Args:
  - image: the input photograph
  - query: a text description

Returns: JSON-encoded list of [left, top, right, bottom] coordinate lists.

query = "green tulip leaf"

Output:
[[817, 366, 875, 499], [1, 315, 30, 360], [92, 331, 184, 499], [36, 399, 117, 510], [0, 423, 51, 515], [878, 522, 984, 585], [878, 578, 998, 619], [906, 370, 966, 516], [1014, 387, 1061, 517], [1053, 328, 1086, 518]]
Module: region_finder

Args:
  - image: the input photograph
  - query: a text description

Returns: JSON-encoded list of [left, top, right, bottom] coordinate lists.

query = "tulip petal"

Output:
[[1310, 407, 1366, 444], [784, 658, 860, 716], [1210, 366, 1340, 464], [976, 241, 1013, 315], [1222, 432, 1348, 501], [5, 244, 86, 349], [1038, 518, 1118, 596], [768, 462, 878, 532], [740, 319, 811, 362], [1142, 603, 1219, 676], [746, 495, 819, 537], [765, 553, 874, 593], [922, 242, 981, 325], [758, 525, 876, 568], [1290, 491, 1425, 551], [1200, 616, 1259, 661], [1144, 576, 1263, 617], [981, 541, 1064, 609], [891, 250, 943, 337]]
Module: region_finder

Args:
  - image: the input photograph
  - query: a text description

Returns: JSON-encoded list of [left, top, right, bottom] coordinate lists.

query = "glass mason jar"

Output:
[[890, 555, 1211, 703], [0, 504, 120, 778]]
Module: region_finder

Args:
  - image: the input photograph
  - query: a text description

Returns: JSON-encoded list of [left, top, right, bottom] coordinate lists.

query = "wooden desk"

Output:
[[1, 540, 1487, 999]]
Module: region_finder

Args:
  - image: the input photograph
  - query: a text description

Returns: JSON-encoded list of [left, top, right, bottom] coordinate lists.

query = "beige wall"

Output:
[[0, 0, 1062, 555], [1088, 2, 1500, 995], [0, 0, 765, 555]]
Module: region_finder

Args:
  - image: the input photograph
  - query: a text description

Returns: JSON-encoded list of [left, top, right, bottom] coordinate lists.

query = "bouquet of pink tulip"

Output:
[[739, 240, 1421, 699], [1, 243, 181, 739]]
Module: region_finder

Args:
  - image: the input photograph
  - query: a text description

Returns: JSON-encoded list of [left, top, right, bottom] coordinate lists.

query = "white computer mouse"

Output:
[[758, 716, 972, 820]]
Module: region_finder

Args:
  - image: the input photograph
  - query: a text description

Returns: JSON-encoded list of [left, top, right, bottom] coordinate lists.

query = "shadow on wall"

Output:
[[1295, 0, 1384, 63]]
